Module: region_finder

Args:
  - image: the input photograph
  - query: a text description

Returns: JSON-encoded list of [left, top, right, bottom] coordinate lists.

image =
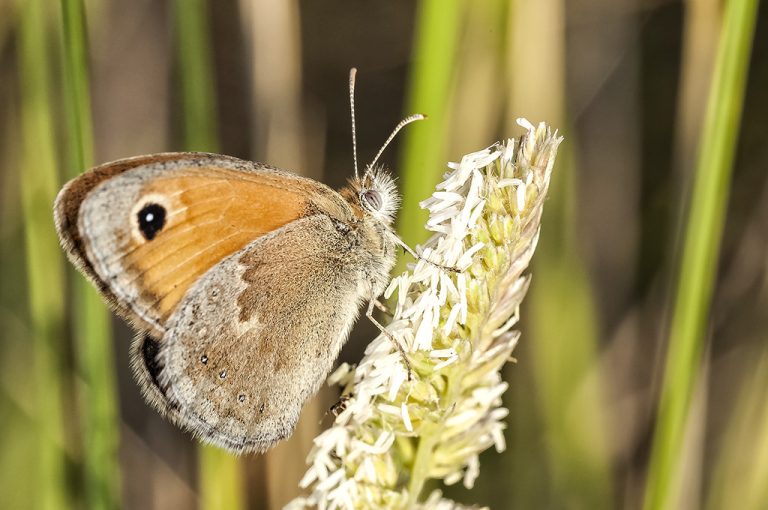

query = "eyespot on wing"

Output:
[[57, 153, 315, 332]]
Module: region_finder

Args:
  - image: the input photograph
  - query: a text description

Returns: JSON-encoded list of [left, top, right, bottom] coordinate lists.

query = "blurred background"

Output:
[[1, 0, 766, 509]]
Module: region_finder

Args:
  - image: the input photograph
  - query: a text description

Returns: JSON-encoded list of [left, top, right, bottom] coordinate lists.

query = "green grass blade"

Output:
[[643, 0, 760, 508], [172, 1, 243, 508], [174, 0, 219, 153], [397, 0, 464, 247], [18, 0, 70, 507], [59, 1, 121, 508], [60, 0, 93, 167], [198, 446, 245, 510]]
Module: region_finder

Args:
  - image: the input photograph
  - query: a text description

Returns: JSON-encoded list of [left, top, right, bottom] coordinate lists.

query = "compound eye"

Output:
[[361, 189, 383, 211]]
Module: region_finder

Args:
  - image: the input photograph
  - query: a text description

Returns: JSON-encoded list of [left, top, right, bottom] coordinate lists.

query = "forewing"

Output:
[[53, 153, 315, 335]]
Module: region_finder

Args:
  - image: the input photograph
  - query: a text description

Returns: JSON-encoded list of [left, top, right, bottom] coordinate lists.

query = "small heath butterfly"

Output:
[[53, 69, 434, 453]]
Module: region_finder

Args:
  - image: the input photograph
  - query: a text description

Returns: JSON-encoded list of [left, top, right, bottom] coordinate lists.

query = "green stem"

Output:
[[174, 0, 219, 153], [406, 368, 463, 506], [643, 0, 759, 508], [18, 0, 69, 507], [60, 0, 93, 167], [406, 427, 440, 506], [60, 1, 121, 508], [398, 0, 464, 248]]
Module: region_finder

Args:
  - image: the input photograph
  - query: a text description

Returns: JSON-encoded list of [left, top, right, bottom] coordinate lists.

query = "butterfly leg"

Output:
[[365, 299, 413, 380], [373, 299, 392, 316]]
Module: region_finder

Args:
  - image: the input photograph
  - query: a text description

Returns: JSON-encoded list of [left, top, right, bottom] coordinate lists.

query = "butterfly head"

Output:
[[346, 166, 400, 225]]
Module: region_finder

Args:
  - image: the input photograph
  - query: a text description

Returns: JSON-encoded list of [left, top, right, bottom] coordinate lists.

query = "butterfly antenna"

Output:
[[349, 68, 359, 178], [368, 113, 426, 170]]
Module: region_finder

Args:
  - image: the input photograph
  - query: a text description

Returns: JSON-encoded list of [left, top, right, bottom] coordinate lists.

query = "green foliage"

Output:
[[398, 0, 464, 247], [644, 0, 761, 508], [59, 0, 121, 507], [18, 0, 69, 507]]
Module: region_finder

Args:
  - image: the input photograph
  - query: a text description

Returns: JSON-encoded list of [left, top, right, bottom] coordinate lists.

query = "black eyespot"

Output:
[[137, 203, 166, 240], [142, 335, 162, 389], [362, 190, 383, 211]]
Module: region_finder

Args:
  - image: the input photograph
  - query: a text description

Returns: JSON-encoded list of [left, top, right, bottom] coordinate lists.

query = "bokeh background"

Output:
[[1, 0, 766, 509]]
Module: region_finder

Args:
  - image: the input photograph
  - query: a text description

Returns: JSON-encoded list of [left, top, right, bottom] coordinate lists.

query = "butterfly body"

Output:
[[54, 152, 399, 453]]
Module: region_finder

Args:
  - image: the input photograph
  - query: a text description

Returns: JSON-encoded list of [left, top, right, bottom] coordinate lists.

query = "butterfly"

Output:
[[53, 68, 440, 453]]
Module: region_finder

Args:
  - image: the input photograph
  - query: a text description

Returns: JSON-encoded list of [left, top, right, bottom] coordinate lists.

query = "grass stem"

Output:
[[18, 0, 69, 507], [643, 0, 760, 508], [60, 1, 121, 507], [398, 0, 464, 247]]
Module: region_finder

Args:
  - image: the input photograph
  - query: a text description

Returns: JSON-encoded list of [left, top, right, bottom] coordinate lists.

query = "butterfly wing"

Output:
[[55, 153, 210, 330], [154, 213, 365, 453], [54, 152, 327, 335], [54, 153, 363, 448]]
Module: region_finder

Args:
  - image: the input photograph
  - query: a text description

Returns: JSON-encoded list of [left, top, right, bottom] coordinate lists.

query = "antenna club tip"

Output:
[[350, 67, 358, 77], [419, 113, 428, 120]]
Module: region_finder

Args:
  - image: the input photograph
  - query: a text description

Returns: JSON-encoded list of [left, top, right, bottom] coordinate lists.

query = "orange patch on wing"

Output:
[[56, 153, 198, 288], [124, 167, 307, 320]]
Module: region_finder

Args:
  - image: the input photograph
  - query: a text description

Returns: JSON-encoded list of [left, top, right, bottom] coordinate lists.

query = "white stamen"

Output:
[[401, 403, 413, 432], [291, 124, 563, 509]]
